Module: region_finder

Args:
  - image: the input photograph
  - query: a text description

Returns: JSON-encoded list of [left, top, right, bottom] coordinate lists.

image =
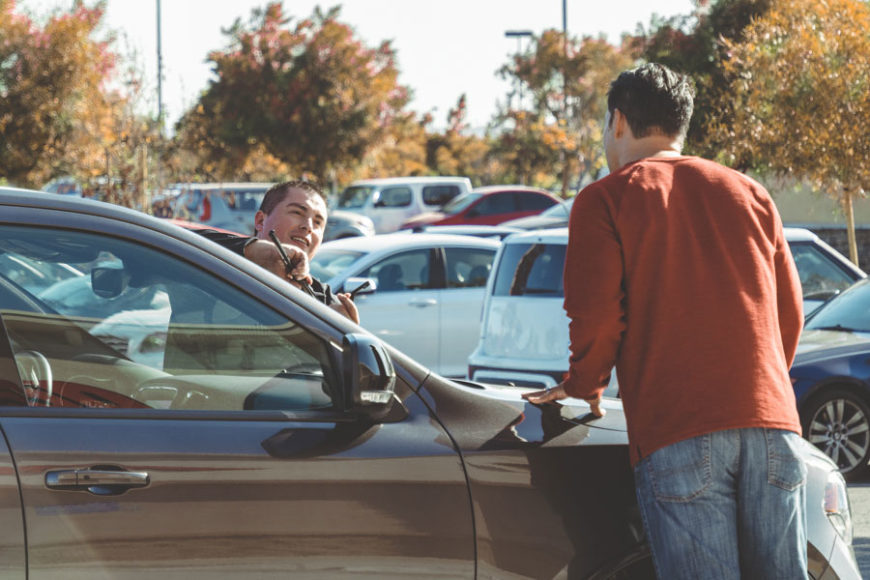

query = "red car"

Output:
[[400, 185, 560, 229]]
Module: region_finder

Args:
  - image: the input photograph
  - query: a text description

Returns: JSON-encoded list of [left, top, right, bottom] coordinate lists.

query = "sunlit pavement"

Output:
[[847, 481, 870, 577]]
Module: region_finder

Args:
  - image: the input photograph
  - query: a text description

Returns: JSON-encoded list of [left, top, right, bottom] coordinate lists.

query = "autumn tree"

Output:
[[424, 95, 490, 185], [711, 0, 870, 265], [0, 1, 119, 188], [639, 0, 772, 158], [175, 3, 410, 183], [494, 31, 636, 193]]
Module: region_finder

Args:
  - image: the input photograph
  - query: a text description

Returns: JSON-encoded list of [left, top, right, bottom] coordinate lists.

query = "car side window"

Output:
[[444, 248, 496, 289], [361, 250, 430, 292], [789, 242, 856, 298], [474, 193, 515, 217], [374, 187, 412, 208], [422, 185, 460, 207], [518, 193, 556, 211], [0, 225, 336, 412]]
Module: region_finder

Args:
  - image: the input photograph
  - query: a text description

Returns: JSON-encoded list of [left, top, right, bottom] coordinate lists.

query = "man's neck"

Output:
[[619, 136, 683, 168]]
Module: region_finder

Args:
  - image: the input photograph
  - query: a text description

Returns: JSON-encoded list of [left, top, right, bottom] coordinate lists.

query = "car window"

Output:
[[789, 242, 856, 298], [473, 193, 515, 217], [361, 250, 430, 292], [444, 247, 496, 288], [492, 242, 567, 297], [374, 187, 412, 208], [0, 225, 337, 412], [336, 185, 373, 209], [442, 192, 482, 215], [422, 185, 461, 206], [517, 192, 556, 211], [805, 280, 870, 331], [310, 248, 367, 281]]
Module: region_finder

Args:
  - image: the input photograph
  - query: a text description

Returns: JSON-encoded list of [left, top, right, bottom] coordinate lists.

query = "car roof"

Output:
[[502, 227, 570, 244], [783, 227, 819, 242], [348, 176, 471, 186], [320, 231, 502, 252], [469, 185, 555, 195], [501, 226, 829, 244], [167, 182, 273, 191]]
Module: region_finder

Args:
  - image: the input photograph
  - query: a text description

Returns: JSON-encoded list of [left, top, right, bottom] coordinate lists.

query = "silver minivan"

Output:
[[334, 176, 472, 233]]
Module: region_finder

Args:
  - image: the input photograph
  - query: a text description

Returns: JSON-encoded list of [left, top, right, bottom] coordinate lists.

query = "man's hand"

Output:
[[521, 382, 606, 418], [332, 292, 360, 323], [243, 239, 311, 284]]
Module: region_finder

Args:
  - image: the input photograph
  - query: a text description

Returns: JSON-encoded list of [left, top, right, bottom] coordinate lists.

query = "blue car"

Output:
[[792, 278, 870, 480]]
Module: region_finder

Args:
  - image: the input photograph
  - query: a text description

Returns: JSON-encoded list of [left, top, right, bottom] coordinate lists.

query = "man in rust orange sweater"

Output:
[[523, 64, 807, 578]]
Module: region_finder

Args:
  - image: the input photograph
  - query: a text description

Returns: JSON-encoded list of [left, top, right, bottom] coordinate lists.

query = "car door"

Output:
[[369, 186, 414, 233], [438, 246, 497, 377], [0, 219, 474, 578], [463, 192, 518, 225], [352, 248, 442, 371]]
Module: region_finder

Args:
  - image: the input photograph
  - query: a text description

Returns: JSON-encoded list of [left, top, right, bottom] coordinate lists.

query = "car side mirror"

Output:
[[344, 277, 376, 296], [341, 333, 397, 419], [91, 265, 128, 299]]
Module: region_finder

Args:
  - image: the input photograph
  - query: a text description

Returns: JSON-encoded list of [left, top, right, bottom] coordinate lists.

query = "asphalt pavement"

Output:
[[848, 481, 870, 578]]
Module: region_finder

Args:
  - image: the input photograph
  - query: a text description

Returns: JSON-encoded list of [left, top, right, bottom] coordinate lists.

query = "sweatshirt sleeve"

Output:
[[774, 223, 804, 368], [562, 184, 626, 400]]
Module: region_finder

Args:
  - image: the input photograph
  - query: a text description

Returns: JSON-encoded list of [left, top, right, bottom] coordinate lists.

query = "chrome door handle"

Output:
[[408, 299, 437, 308], [46, 469, 150, 494]]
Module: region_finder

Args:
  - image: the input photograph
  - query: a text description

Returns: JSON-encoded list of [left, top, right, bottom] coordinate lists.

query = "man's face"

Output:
[[254, 187, 327, 260], [603, 109, 618, 171]]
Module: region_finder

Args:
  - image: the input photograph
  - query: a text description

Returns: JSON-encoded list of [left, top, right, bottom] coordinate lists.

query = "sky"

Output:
[[19, 0, 697, 131]]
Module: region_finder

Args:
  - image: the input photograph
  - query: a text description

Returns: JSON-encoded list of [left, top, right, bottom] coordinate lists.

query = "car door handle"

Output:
[[45, 469, 150, 494], [408, 298, 437, 308]]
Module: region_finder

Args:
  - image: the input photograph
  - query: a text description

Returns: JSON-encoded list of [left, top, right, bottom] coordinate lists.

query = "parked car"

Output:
[[159, 182, 274, 235], [400, 185, 560, 230], [323, 209, 376, 241], [0, 187, 858, 579], [333, 176, 472, 234], [406, 224, 522, 240], [311, 232, 500, 377], [791, 278, 870, 480], [502, 196, 575, 230], [468, 226, 865, 391]]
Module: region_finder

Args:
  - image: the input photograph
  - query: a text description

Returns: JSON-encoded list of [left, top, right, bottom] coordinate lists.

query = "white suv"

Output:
[[334, 176, 472, 234], [467, 227, 865, 389]]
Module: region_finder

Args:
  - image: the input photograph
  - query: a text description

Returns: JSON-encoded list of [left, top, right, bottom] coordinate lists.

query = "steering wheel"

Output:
[[15, 350, 53, 407]]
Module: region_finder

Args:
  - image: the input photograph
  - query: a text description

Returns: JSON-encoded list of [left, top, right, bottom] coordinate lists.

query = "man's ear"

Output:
[[612, 108, 627, 139], [253, 211, 265, 235]]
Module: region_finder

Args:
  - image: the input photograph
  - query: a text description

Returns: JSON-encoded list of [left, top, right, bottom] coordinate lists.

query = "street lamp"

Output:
[[504, 30, 533, 111]]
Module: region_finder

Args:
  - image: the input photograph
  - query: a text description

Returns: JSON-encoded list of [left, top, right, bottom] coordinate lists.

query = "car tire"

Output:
[[801, 387, 870, 481]]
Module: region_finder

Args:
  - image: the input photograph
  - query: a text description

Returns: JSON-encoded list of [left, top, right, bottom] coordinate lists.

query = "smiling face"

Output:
[[254, 186, 327, 260]]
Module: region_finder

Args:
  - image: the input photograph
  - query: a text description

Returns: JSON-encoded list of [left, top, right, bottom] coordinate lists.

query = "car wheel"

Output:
[[801, 387, 870, 481]]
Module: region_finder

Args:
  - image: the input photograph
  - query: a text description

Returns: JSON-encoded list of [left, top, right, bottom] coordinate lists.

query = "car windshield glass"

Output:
[[336, 186, 373, 209], [492, 242, 566, 297], [310, 248, 367, 281], [441, 192, 482, 215], [805, 280, 870, 332], [541, 198, 573, 217]]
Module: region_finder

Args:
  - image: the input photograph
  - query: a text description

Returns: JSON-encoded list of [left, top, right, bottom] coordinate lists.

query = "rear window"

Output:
[[337, 186, 374, 209], [492, 242, 567, 297], [422, 185, 461, 206]]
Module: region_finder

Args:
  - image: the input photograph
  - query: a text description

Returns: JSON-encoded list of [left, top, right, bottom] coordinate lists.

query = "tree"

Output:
[[0, 1, 119, 188], [494, 31, 637, 194], [711, 0, 870, 265], [176, 3, 410, 182]]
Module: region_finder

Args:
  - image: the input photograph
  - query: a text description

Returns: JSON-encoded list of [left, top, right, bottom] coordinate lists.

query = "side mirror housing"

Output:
[[344, 277, 376, 296], [341, 333, 397, 419]]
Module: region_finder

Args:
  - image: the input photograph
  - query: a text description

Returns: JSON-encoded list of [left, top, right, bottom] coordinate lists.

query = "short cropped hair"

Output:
[[607, 63, 695, 140], [259, 180, 326, 215]]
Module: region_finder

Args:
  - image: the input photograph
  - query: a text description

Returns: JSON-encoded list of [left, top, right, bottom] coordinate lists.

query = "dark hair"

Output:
[[259, 180, 326, 215], [607, 63, 695, 140]]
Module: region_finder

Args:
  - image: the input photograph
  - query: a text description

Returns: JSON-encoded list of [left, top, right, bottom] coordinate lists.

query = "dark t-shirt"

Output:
[[196, 229, 337, 306]]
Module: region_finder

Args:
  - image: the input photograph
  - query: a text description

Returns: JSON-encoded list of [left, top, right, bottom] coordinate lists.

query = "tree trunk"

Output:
[[843, 188, 859, 267]]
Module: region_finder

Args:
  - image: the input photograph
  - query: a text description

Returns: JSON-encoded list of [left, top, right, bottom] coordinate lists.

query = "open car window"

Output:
[[0, 225, 337, 412]]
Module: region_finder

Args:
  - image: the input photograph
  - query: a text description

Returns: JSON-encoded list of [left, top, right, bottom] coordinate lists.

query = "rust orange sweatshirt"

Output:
[[562, 156, 803, 465]]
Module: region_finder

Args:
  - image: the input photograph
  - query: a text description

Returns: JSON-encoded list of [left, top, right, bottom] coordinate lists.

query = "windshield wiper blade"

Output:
[[812, 324, 861, 332]]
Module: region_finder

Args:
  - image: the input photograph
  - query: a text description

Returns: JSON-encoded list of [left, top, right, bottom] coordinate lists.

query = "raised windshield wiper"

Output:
[[811, 324, 861, 332]]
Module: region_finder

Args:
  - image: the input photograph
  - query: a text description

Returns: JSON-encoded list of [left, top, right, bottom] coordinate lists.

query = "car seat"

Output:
[[468, 264, 491, 287], [377, 264, 405, 291]]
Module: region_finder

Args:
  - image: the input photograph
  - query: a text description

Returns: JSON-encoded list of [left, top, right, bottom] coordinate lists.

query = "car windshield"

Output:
[[336, 186, 374, 209], [805, 279, 870, 332], [441, 192, 483, 215], [541, 198, 574, 217], [492, 242, 567, 297], [310, 248, 367, 281]]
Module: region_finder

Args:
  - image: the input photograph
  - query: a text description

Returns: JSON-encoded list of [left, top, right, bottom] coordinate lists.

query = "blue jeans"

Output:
[[634, 428, 808, 579]]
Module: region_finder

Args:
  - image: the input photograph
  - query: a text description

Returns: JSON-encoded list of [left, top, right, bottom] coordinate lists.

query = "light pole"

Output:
[[504, 30, 533, 111]]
